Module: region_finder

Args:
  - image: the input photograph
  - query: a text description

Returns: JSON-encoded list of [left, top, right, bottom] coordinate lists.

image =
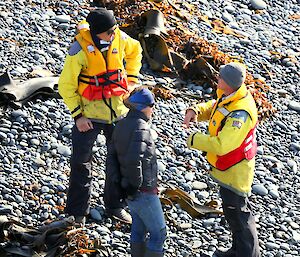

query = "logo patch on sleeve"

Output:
[[232, 120, 242, 129], [87, 45, 95, 53]]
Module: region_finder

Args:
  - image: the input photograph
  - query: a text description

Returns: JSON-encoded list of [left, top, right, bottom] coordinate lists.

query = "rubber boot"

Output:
[[144, 249, 164, 257], [131, 242, 146, 257]]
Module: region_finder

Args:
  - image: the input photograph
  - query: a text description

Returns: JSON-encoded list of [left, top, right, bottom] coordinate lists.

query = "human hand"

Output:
[[183, 109, 197, 128], [127, 81, 140, 92], [76, 116, 93, 132]]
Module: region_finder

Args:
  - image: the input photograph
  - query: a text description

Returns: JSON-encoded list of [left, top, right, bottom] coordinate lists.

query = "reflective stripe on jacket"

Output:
[[188, 85, 258, 196], [78, 69, 128, 100], [58, 20, 143, 123]]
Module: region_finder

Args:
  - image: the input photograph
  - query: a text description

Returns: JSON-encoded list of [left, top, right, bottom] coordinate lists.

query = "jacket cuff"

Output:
[[187, 107, 198, 116], [127, 74, 139, 83], [74, 113, 83, 121], [71, 105, 82, 118], [187, 132, 197, 149]]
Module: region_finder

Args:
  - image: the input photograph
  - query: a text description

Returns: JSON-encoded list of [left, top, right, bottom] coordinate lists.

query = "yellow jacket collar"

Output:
[[216, 84, 248, 106]]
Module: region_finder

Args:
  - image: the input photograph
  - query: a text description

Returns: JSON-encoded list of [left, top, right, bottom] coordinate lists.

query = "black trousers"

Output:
[[220, 187, 260, 257], [65, 122, 125, 216]]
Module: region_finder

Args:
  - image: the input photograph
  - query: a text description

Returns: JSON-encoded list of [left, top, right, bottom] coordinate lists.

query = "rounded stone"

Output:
[[252, 184, 268, 196]]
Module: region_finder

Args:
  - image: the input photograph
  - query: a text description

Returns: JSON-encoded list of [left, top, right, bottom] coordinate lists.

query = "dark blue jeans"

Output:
[[65, 122, 125, 216], [127, 192, 166, 253]]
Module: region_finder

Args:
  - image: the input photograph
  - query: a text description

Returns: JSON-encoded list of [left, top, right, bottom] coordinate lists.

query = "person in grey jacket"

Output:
[[106, 87, 166, 257]]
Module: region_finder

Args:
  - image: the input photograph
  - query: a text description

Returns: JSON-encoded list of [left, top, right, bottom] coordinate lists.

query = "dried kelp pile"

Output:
[[164, 29, 275, 119], [0, 182, 222, 257], [0, 216, 110, 257], [94, 0, 276, 119]]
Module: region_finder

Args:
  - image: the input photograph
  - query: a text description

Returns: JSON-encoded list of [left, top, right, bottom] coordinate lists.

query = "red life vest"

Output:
[[78, 69, 128, 101], [215, 123, 257, 171]]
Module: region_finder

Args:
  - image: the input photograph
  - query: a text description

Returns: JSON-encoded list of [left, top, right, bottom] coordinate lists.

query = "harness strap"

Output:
[[105, 77, 128, 91], [78, 78, 111, 86], [79, 70, 119, 79], [100, 82, 117, 118], [102, 94, 117, 118], [79, 76, 128, 91], [79, 69, 128, 92]]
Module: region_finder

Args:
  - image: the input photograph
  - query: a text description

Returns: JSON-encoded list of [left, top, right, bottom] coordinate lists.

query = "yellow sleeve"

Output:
[[188, 100, 215, 121], [58, 51, 87, 118], [123, 35, 143, 83], [188, 115, 252, 155]]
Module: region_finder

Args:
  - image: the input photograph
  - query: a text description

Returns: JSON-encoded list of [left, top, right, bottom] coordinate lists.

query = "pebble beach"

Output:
[[0, 0, 300, 256]]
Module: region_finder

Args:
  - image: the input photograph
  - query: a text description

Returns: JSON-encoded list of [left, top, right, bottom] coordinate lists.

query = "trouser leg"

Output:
[[65, 124, 99, 216], [130, 209, 147, 243], [220, 187, 260, 257], [127, 193, 166, 253], [103, 123, 126, 209]]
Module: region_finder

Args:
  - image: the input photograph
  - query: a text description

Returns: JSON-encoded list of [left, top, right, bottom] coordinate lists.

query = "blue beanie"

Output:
[[128, 88, 155, 111]]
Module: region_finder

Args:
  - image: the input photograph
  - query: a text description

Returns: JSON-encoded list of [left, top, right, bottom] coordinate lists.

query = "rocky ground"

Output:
[[0, 0, 300, 256]]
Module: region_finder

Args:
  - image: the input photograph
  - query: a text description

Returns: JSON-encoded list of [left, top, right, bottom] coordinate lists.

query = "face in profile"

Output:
[[96, 25, 117, 42], [142, 104, 154, 119], [217, 76, 234, 95]]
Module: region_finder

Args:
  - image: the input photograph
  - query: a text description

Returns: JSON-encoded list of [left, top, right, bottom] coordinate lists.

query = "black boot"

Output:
[[214, 248, 236, 257], [131, 242, 146, 257]]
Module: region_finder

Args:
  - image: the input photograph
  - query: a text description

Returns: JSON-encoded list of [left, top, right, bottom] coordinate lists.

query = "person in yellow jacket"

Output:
[[184, 63, 260, 257], [58, 8, 142, 224]]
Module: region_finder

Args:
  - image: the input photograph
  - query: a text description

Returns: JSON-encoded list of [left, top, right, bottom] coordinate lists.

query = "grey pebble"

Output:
[[0, 1, 300, 256], [289, 101, 300, 112], [90, 208, 102, 221], [252, 184, 268, 196]]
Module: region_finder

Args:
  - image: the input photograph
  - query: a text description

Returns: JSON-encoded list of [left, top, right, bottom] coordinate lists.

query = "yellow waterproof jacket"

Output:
[[187, 85, 258, 196], [58, 20, 143, 123]]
